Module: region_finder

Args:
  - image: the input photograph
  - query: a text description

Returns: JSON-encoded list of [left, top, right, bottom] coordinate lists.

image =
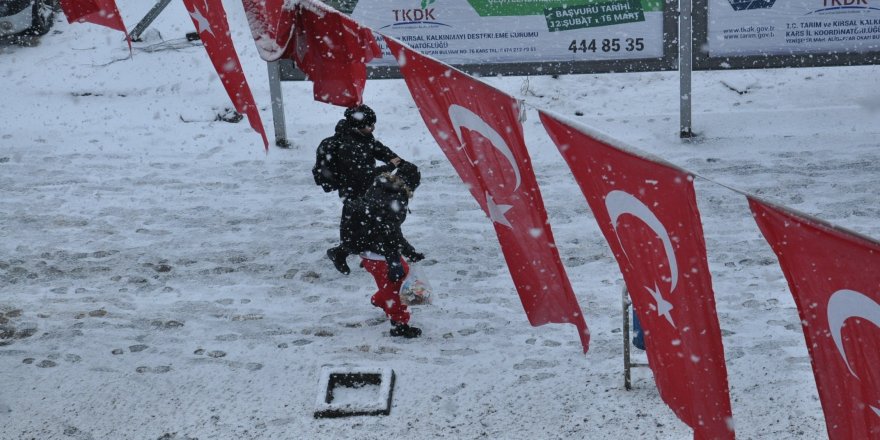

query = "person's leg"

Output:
[[327, 199, 353, 274], [361, 258, 421, 338], [327, 246, 350, 275], [362, 258, 410, 324]]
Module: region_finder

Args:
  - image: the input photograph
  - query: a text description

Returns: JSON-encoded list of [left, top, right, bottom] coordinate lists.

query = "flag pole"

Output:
[[128, 0, 173, 42], [623, 285, 632, 390]]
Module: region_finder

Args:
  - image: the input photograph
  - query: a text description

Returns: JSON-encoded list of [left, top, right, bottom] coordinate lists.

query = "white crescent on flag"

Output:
[[448, 104, 522, 191], [447, 104, 520, 228], [605, 190, 679, 291], [605, 190, 679, 327], [826, 288, 880, 416], [827, 289, 880, 378]]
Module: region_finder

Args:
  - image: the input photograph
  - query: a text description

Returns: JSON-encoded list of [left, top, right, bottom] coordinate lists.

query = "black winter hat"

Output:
[[395, 161, 421, 191], [344, 104, 377, 128]]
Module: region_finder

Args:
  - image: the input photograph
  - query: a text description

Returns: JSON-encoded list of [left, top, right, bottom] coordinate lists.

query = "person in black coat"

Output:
[[341, 162, 425, 338], [312, 104, 403, 274]]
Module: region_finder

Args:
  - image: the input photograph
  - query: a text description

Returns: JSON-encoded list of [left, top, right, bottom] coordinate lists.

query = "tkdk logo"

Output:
[[385, 0, 450, 29], [391, 0, 441, 24], [823, 0, 868, 5], [392, 8, 437, 21], [813, 0, 879, 14]]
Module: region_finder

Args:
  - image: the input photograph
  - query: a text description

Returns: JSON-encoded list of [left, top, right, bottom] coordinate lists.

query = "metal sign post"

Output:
[[679, 0, 694, 138], [622, 286, 649, 390], [267, 61, 291, 148]]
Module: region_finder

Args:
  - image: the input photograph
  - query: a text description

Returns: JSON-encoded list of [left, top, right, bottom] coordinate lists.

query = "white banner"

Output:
[[342, 0, 665, 65], [708, 0, 880, 56]]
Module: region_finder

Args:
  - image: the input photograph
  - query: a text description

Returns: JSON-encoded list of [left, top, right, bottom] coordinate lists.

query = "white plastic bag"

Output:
[[400, 264, 433, 305]]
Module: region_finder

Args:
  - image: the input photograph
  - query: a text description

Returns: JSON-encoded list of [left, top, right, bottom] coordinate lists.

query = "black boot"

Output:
[[326, 246, 350, 275], [390, 321, 422, 338]]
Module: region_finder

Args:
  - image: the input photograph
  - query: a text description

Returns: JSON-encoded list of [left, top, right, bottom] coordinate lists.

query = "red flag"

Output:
[[59, 0, 129, 46], [384, 37, 590, 353], [283, 1, 381, 107], [182, 0, 268, 149], [749, 198, 880, 439], [541, 112, 734, 439], [241, 0, 294, 61]]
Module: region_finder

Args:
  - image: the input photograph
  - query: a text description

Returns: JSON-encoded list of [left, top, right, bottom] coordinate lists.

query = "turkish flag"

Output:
[[541, 112, 734, 439], [750, 198, 880, 439], [241, 0, 294, 61], [59, 0, 129, 46], [283, 1, 381, 107], [182, 0, 268, 149], [384, 37, 590, 353]]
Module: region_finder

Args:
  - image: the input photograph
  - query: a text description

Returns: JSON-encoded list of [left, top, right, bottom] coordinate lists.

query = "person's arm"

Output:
[[375, 163, 396, 175], [383, 222, 424, 264], [374, 221, 409, 281], [371, 139, 401, 166], [385, 234, 423, 281], [386, 255, 406, 282], [397, 234, 424, 262]]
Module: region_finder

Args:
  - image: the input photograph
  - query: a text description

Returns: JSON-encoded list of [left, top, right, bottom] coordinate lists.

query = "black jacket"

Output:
[[340, 175, 419, 265], [313, 119, 399, 200]]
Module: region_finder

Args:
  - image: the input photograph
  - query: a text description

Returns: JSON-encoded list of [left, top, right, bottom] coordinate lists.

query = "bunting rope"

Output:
[[382, 24, 875, 243], [519, 101, 880, 246], [374, 15, 877, 245]]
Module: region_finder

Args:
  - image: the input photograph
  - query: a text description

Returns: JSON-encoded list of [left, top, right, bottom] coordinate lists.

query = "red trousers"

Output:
[[362, 258, 410, 324]]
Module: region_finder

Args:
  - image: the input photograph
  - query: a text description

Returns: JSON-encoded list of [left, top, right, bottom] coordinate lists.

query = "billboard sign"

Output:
[[707, 0, 880, 57], [324, 0, 670, 68]]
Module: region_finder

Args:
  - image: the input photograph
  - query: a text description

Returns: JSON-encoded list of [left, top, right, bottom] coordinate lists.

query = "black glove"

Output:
[[376, 163, 396, 174], [388, 261, 406, 282], [406, 252, 425, 263]]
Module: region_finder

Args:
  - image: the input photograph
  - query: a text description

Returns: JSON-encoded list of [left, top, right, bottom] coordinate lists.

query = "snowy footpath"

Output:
[[1, 2, 879, 439]]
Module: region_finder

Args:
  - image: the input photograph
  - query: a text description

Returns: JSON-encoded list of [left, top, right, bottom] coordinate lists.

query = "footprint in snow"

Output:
[[136, 365, 172, 373], [513, 358, 559, 370], [193, 348, 226, 358]]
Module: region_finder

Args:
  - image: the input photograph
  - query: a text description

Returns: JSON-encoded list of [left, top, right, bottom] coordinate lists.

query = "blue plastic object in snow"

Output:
[[632, 310, 646, 350]]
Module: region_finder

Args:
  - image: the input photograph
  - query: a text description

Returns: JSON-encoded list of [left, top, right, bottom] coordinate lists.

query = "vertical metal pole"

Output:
[[267, 61, 291, 148], [128, 0, 173, 42], [623, 286, 632, 391], [679, 0, 694, 138]]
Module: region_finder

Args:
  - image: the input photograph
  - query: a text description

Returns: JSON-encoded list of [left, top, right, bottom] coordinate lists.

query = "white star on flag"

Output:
[[485, 192, 513, 228], [190, 7, 214, 37], [646, 283, 675, 327]]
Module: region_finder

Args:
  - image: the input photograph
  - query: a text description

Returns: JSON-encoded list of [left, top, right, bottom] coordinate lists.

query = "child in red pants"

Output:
[[338, 162, 425, 338], [361, 254, 419, 337]]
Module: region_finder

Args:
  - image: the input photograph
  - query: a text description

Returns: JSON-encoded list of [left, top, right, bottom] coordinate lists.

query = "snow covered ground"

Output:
[[1, 2, 879, 439]]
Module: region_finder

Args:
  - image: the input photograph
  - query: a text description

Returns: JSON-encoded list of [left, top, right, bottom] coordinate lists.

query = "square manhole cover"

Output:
[[314, 366, 395, 418]]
